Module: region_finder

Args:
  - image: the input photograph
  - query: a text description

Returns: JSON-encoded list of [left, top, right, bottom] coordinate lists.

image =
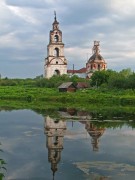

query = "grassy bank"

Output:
[[0, 86, 135, 106], [0, 86, 135, 122]]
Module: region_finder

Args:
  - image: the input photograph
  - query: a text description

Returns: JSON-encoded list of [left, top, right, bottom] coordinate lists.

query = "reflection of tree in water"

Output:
[[0, 143, 7, 180], [44, 116, 66, 179], [58, 107, 135, 122]]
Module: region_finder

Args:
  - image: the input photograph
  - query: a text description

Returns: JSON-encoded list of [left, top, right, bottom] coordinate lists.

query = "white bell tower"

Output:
[[44, 12, 68, 78]]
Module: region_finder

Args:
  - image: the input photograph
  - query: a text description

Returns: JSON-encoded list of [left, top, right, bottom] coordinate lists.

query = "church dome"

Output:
[[86, 41, 107, 78], [88, 53, 105, 63]]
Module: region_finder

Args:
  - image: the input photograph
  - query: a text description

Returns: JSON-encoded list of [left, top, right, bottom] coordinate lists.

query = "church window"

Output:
[[53, 136, 58, 146], [54, 120, 59, 123], [54, 35, 59, 42], [54, 48, 59, 57], [98, 64, 100, 70], [56, 61, 58, 64], [54, 69, 60, 76], [91, 65, 93, 69]]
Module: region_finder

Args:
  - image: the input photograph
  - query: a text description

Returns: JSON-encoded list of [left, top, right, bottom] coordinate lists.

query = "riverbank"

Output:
[[0, 86, 135, 107]]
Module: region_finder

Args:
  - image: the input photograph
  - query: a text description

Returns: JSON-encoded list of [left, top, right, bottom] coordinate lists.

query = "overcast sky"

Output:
[[1, 0, 135, 78]]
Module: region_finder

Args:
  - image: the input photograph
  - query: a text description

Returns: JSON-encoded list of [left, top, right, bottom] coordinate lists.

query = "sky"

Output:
[[1, 0, 135, 78]]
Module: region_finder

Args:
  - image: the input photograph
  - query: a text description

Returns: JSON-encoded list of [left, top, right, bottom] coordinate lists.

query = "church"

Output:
[[44, 13, 107, 79]]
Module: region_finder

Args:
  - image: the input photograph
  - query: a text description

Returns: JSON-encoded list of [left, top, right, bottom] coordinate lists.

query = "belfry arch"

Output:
[[54, 48, 59, 57], [54, 35, 59, 42]]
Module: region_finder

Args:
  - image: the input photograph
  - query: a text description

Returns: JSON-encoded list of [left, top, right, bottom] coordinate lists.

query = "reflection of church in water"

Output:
[[44, 110, 106, 178], [85, 122, 105, 151], [44, 116, 66, 179]]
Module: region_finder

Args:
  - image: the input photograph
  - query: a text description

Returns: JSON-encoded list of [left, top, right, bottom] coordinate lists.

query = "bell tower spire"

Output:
[[54, 10, 56, 21], [44, 12, 68, 78], [52, 11, 59, 30]]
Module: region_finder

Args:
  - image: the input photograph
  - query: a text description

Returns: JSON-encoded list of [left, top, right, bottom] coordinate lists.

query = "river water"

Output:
[[0, 108, 135, 180]]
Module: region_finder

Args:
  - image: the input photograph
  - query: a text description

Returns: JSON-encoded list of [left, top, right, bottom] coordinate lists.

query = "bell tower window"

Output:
[[98, 64, 100, 70], [91, 64, 93, 70], [54, 35, 59, 42], [54, 48, 59, 57]]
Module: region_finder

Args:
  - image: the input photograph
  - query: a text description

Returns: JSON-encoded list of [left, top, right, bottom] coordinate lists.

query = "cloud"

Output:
[[109, 0, 135, 17], [5, 0, 52, 9]]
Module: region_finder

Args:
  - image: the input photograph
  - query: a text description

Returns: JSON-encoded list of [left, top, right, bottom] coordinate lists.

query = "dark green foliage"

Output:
[[0, 68, 135, 107], [1, 68, 135, 89], [0, 78, 35, 87], [0, 74, 89, 88], [90, 68, 135, 90], [0, 143, 7, 180], [35, 74, 89, 88], [90, 69, 117, 87], [126, 73, 135, 89], [108, 73, 126, 89]]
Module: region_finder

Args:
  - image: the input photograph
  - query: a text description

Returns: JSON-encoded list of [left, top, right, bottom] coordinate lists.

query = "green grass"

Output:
[[0, 86, 135, 107], [1, 87, 135, 125]]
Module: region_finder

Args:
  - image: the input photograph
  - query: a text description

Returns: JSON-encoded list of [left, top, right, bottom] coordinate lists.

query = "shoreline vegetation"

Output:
[[1, 68, 135, 110], [0, 86, 135, 108], [0, 88, 135, 128], [0, 86, 135, 125]]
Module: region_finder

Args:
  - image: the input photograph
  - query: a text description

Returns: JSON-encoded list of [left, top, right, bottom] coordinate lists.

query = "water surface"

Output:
[[0, 109, 135, 180]]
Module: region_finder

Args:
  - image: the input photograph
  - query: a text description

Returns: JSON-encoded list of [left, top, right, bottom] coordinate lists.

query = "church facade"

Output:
[[44, 13, 107, 79]]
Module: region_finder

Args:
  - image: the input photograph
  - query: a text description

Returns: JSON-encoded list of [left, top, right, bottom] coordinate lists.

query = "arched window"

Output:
[[54, 35, 59, 42], [53, 136, 58, 146], [91, 64, 93, 70], [98, 64, 100, 70], [54, 69, 60, 76], [54, 48, 59, 57]]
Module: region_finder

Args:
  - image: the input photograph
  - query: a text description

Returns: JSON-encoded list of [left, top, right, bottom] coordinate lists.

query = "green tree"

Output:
[[90, 70, 116, 87], [126, 73, 135, 89], [119, 68, 133, 77], [108, 74, 126, 89]]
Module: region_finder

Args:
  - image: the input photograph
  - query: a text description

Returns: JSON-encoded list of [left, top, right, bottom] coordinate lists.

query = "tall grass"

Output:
[[0, 86, 135, 106]]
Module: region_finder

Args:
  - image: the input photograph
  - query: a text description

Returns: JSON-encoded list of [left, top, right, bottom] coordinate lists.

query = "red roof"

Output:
[[67, 67, 86, 74]]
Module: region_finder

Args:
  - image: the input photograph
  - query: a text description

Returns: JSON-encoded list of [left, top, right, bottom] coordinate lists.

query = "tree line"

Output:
[[0, 68, 135, 89], [0, 74, 88, 88], [90, 68, 135, 89]]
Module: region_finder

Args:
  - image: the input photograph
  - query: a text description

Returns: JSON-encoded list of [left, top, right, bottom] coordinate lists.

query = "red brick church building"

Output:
[[67, 41, 107, 78]]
